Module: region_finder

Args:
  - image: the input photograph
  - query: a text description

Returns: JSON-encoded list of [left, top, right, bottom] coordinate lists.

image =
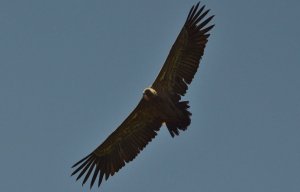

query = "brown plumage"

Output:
[[71, 2, 214, 189]]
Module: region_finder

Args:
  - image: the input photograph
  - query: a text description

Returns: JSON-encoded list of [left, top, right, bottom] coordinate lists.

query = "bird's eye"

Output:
[[145, 90, 150, 96]]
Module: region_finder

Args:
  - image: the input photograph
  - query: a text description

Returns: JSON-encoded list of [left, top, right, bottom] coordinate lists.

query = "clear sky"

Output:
[[1, 0, 299, 192]]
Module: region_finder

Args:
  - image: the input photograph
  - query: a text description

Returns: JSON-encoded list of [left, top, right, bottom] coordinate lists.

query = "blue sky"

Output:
[[1, 0, 300, 191]]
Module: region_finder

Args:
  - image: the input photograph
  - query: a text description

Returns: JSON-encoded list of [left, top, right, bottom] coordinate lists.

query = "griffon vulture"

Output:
[[71, 2, 214, 189]]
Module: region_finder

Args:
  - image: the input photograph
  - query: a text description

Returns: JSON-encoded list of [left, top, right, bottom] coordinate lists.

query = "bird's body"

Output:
[[71, 2, 214, 189], [143, 87, 191, 133]]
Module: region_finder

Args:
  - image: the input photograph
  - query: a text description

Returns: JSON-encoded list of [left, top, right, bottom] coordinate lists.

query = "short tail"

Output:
[[166, 101, 192, 137]]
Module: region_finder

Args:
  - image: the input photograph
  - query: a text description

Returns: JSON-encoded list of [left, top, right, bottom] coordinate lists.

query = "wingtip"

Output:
[[76, 175, 82, 181], [194, 2, 200, 10], [71, 153, 92, 168], [187, 2, 202, 23]]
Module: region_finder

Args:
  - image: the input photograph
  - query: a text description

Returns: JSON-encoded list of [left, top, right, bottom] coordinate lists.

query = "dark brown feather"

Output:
[[71, 99, 163, 188], [152, 2, 214, 101]]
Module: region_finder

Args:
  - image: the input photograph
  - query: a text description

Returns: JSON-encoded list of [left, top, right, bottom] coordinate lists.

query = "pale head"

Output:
[[143, 87, 157, 101]]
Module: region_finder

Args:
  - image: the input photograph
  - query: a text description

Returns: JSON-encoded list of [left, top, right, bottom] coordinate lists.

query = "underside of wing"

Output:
[[71, 99, 162, 189], [152, 2, 214, 101]]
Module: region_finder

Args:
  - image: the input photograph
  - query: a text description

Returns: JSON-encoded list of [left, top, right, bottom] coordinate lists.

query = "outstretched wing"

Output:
[[71, 99, 162, 189], [152, 2, 214, 101]]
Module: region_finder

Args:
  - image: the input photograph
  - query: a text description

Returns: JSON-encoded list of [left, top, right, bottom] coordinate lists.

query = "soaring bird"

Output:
[[71, 2, 214, 189]]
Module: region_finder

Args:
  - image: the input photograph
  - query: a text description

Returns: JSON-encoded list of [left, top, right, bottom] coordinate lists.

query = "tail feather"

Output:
[[166, 101, 191, 137]]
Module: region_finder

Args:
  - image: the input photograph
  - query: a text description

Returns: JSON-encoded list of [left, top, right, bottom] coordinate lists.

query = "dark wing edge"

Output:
[[71, 99, 162, 189], [152, 2, 214, 101]]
